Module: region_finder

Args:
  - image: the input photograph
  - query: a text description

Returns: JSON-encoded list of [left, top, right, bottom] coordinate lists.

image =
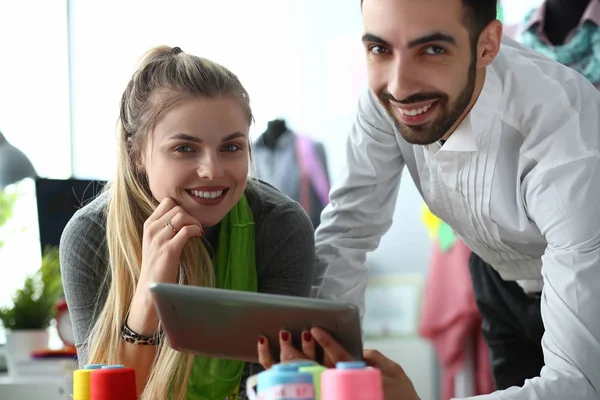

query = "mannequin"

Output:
[[518, 0, 600, 86], [544, 0, 591, 44], [253, 119, 330, 229], [261, 119, 288, 149]]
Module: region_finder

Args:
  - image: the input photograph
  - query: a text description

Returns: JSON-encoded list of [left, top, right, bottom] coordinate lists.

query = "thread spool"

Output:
[[90, 365, 137, 400], [73, 369, 93, 400], [298, 365, 327, 400], [257, 368, 314, 400], [72, 364, 105, 400], [272, 361, 317, 372], [84, 364, 105, 370], [321, 361, 383, 400]]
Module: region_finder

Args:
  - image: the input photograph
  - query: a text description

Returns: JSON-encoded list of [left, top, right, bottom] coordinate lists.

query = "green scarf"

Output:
[[185, 194, 257, 399], [520, 10, 600, 85]]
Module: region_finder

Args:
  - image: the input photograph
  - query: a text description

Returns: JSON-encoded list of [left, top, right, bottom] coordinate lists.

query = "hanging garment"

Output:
[[419, 240, 495, 400]]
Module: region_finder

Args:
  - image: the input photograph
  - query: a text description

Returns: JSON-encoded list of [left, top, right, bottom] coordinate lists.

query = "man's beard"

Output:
[[379, 54, 477, 146]]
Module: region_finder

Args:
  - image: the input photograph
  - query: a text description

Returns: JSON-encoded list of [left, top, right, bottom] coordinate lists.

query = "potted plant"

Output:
[[0, 246, 64, 376]]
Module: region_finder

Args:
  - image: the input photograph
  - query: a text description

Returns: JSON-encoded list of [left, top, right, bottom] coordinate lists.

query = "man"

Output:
[[310, 0, 600, 398]]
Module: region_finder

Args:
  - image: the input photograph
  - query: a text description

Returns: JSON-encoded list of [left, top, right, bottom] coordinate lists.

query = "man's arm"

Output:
[[462, 155, 600, 400], [312, 88, 405, 317]]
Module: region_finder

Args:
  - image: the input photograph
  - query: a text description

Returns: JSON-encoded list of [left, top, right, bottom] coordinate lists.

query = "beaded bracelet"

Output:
[[121, 320, 163, 346]]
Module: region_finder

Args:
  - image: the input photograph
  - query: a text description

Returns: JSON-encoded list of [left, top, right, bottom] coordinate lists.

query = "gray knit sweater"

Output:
[[59, 179, 315, 398]]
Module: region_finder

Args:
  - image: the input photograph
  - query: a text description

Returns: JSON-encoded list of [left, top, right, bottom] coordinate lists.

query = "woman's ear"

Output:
[[136, 144, 148, 172]]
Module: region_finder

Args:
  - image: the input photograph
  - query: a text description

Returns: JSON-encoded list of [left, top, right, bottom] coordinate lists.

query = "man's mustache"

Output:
[[380, 90, 446, 105]]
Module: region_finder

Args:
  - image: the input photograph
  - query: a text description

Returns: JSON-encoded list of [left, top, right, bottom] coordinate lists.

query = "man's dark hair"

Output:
[[461, 0, 498, 41], [360, 0, 498, 41]]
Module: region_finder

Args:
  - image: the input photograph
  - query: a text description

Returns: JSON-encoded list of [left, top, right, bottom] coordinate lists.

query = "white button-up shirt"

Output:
[[313, 36, 600, 399]]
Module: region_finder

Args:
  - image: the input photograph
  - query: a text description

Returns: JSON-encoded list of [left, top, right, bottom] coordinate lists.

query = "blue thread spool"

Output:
[[257, 368, 315, 400], [272, 361, 317, 372]]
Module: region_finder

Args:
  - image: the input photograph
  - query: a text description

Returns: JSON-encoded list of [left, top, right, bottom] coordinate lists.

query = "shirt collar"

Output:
[[522, 0, 600, 44], [428, 65, 502, 154]]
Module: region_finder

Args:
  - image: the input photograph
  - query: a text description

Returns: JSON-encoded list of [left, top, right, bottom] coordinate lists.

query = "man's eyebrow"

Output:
[[362, 31, 457, 49], [407, 32, 457, 48], [361, 33, 392, 48]]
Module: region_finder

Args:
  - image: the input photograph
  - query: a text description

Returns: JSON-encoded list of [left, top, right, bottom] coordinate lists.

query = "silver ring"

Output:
[[164, 218, 176, 232]]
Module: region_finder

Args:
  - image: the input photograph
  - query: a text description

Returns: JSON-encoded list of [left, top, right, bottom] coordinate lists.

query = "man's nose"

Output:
[[386, 56, 421, 102]]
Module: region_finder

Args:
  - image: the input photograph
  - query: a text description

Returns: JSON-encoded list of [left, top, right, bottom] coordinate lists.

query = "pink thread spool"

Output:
[[90, 365, 137, 400], [321, 361, 383, 400]]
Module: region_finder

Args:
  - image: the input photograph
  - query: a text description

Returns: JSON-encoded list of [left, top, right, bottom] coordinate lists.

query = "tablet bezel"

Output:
[[149, 283, 363, 364]]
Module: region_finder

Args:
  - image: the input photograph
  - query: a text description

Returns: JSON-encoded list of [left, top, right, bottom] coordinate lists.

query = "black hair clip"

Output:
[[171, 46, 183, 55]]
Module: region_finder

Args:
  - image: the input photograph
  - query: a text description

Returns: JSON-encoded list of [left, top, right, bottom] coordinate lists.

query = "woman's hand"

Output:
[[257, 330, 319, 369], [257, 328, 421, 400], [128, 197, 203, 334], [138, 197, 203, 285]]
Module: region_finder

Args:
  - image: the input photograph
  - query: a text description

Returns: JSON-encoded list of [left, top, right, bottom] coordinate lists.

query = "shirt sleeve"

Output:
[[312, 88, 405, 318], [59, 202, 109, 367], [458, 156, 600, 400]]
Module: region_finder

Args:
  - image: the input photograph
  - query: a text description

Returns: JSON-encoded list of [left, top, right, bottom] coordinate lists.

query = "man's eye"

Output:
[[370, 45, 390, 55], [424, 46, 446, 55]]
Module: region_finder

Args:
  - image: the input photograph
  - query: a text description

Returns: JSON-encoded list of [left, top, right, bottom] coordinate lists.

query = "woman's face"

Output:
[[141, 96, 250, 226]]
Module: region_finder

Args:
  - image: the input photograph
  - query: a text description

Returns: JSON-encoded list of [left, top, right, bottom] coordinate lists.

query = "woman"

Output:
[[59, 45, 315, 400]]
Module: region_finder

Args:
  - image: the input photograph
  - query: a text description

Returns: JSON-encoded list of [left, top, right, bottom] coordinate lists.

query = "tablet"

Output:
[[149, 283, 363, 364]]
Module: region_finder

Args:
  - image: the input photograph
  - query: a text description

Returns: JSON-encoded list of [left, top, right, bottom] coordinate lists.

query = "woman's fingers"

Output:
[[160, 211, 203, 240], [170, 224, 204, 252], [310, 327, 354, 367], [301, 330, 316, 361], [279, 331, 307, 362], [147, 197, 177, 223], [257, 335, 274, 369], [258, 331, 318, 371]]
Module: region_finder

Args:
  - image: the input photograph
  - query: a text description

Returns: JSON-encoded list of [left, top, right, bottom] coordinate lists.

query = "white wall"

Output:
[[0, 2, 70, 344], [68, 0, 431, 268], [68, 0, 366, 181]]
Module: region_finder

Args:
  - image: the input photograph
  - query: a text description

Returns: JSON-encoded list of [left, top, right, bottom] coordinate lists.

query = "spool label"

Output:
[[258, 383, 315, 400]]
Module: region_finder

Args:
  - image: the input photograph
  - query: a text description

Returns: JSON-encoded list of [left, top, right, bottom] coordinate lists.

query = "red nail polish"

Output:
[[303, 331, 312, 342], [259, 336, 265, 345], [281, 331, 289, 341]]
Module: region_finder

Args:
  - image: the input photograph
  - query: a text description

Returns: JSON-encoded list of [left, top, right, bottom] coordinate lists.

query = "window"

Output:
[[0, 2, 70, 345]]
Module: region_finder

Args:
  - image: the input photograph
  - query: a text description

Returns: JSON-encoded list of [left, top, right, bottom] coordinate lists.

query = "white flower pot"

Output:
[[5, 329, 49, 377]]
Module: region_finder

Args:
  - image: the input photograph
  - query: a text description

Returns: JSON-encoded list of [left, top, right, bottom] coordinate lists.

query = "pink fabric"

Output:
[[294, 134, 330, 211], [418, 241, 495, 400]]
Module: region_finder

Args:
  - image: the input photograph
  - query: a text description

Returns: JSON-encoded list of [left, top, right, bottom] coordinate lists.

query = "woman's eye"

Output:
[[223, 143, 241, 152], [175, 145, 194, 153], [424, 46, 446, 55]]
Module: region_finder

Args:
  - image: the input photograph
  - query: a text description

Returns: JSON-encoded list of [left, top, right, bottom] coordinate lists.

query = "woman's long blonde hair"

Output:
[[85, 45, 254, 399]]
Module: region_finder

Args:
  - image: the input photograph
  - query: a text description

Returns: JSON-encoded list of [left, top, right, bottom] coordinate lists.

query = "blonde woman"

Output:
[[59, 46, 315, 399]]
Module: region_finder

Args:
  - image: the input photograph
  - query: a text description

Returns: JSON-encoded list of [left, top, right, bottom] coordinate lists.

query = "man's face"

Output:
[[362, 0, 479, 145]]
